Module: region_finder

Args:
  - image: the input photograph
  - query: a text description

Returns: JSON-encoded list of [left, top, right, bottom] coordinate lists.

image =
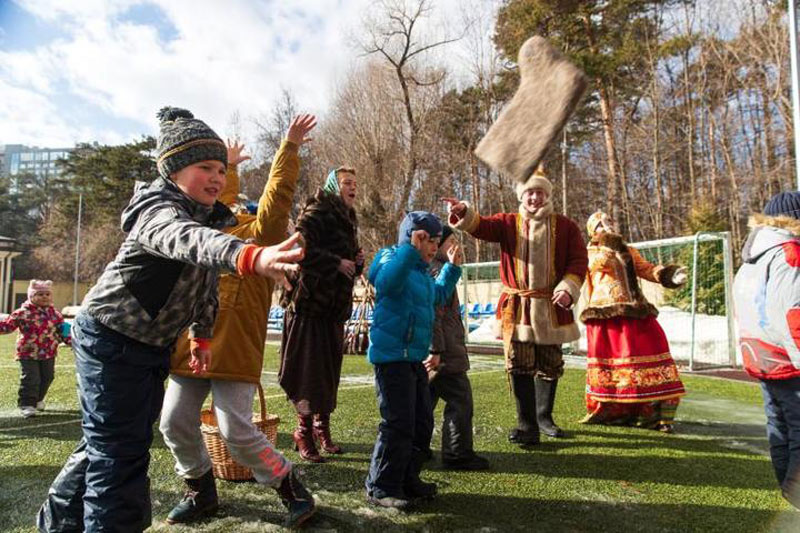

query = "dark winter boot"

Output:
[[165, 469, 218, 524], [509, 373, 540, 446], [293, 415, 325, 463], [442, 453, 491, 471], [274, 469, 316, 528], [403, 449, 437, 500], [535, 376, 566, 438], [366, 491, 411, 509], [313, 413, 343, 454]]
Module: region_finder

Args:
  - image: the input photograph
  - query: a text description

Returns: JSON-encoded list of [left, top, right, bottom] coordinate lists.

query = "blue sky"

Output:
[[0, 0, 493, 151]]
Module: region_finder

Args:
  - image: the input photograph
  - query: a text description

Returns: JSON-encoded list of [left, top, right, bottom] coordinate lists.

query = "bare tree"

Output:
[[360, 0, 462, 217]]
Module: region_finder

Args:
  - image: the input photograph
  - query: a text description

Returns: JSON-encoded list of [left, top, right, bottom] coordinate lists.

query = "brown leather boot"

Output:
[[292, 415, 325, 463], [313, 413, 343, 454]]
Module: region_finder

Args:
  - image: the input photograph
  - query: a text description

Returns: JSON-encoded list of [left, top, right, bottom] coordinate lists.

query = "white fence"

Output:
[[459, 232, 738, 370]]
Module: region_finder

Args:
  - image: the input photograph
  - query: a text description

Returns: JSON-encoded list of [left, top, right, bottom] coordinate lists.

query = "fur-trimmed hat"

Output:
[[516, 166, 553, 200], [155, 107, 227, 179], [27, 279, 52, 299], [586, 210, 613, 236], [764, 191, 800, 221]]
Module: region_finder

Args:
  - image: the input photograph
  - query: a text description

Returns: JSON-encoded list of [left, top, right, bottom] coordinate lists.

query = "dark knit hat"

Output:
[[439, 225, 454, 247], [156, 107, 227, 179], [764, 191, 800, 220], [398, 211, 443, 246]]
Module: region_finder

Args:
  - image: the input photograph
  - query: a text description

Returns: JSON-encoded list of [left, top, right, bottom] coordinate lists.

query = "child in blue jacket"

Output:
[[364, 211, 462, 509]]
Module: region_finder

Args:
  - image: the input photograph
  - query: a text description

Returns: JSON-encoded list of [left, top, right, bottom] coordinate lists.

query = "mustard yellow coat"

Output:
[[170, 140, 300, 382]]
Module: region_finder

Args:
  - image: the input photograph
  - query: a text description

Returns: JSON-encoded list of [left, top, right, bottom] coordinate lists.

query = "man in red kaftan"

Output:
[[445, 168, 587, 445]]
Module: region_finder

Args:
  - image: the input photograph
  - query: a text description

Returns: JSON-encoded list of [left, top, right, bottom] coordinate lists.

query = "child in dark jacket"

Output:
[[37, 107, 308, 533], [428, 226, 490, 470], [364, 211, 462, 509], [0, 280, 70, 418]]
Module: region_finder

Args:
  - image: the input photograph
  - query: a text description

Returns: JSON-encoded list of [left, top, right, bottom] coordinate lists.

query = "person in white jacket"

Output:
[[734, 191, 800, 509]]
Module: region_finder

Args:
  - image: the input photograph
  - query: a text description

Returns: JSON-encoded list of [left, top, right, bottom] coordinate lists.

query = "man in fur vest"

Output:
[[445, 167, 587, 445], [734, 191, 800, 509]]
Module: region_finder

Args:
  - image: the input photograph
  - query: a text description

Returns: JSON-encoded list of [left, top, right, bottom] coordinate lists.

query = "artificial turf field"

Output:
[[0, 336, 798, 532]]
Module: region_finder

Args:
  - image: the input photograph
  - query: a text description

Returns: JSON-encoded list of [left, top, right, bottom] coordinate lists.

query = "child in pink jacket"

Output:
[[0, 280, 70, 418]]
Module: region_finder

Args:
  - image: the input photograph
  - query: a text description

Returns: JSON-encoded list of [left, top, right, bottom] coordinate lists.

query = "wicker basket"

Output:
[[200, 384, 279, 481]]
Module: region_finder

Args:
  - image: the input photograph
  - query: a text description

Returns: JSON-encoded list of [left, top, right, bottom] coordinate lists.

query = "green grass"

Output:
[[0, 334, 798, 532]]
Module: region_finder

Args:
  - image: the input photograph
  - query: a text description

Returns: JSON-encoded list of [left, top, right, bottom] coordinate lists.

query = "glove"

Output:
[[671, 267, 688, 286]]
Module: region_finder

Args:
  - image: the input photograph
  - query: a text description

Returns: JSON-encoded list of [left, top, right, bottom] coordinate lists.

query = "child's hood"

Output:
[[121, 176, 237, 233]]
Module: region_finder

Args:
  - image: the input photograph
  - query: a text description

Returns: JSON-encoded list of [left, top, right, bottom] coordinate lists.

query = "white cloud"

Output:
[[1, 0, 497, 148]]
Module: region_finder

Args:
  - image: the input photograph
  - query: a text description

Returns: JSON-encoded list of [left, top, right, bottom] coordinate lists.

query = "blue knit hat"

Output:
[[398, 211, 443, 245], [764, 191, 800, 220]]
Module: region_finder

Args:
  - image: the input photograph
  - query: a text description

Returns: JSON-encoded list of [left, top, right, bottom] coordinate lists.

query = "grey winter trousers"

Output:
[[159, 375, 291, 487], [18, 358, 55, 408], [430, 371, 476, 462]]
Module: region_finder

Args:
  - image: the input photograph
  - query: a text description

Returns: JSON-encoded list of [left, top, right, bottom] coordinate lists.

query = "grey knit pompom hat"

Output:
[[155, 107, 227, 179]]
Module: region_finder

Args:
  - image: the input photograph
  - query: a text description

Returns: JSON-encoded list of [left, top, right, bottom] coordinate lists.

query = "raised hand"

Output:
[[286, 114, 317, 146], [254, 232, 305, 289], [442, 197, 467, 219], [672, 266, 688, 286], [447, 243, 463, 266], [410, 229, 429, 251], [226, 139, 251, 167]]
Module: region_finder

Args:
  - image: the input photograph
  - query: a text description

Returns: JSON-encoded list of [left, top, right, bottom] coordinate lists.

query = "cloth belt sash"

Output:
[[500, 286, 553, 356]]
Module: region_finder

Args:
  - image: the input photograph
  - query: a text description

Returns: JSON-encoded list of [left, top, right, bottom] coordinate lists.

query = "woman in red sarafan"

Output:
[[579, 211, 687, 432]]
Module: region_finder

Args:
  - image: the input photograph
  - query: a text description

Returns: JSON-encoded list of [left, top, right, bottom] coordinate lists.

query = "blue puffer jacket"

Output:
[[367, 243, 461, 365]]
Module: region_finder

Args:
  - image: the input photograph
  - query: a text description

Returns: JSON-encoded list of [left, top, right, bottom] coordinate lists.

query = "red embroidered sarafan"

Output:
[[582, 315, 686, 428]]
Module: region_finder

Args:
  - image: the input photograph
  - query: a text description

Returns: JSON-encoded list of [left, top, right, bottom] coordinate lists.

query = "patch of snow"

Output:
[[467, 307, 735, 367]]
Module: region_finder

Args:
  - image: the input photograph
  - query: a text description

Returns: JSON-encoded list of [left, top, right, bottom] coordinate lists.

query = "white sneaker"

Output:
[[36, 400, 46, 411], [21, 406, 36, 418]]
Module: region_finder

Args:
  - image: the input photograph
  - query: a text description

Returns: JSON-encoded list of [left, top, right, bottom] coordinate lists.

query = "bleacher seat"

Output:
[[468, 303, 482, 317]]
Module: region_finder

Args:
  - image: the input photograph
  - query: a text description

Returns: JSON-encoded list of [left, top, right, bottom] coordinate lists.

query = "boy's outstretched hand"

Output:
[[254, 232, 305, 289], [447, 243, 463, 266], [227, 139, 251, 166], [286, 114, 317, 146]]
